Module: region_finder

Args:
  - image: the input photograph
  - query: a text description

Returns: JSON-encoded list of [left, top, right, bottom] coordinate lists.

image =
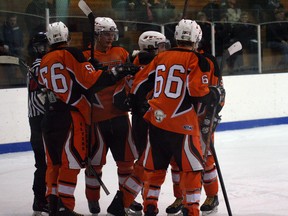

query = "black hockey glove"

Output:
[[111, 63, 140, 81], [139, 100, 150, 116], [209, 85, 225, 108], [129, 93, 150, 116], [88, 57, 105, 70]]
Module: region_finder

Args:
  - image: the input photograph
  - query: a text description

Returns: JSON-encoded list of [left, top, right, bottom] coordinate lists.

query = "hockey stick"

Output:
[[19, 58, 40, 87], [203, 41, 242, 216], [203, 41, 242, 162], [219, 41, 242, 77], [78, 0, 110, 195], [182, 0, 189, 19], [78, 0, 95, 60]]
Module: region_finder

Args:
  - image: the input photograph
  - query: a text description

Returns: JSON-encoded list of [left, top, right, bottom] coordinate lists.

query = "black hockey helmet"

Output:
[[31, 32, 49, 57]]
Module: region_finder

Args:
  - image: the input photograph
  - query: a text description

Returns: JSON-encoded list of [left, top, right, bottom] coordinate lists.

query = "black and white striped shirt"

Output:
[[28, 58, 45, 118]]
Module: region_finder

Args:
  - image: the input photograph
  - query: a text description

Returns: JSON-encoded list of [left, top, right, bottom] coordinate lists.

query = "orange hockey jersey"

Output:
[[131, 48, 211, 136], [38, 47, 110, 125], [83, 46, 129, 122], [197, 50, 225, 119]]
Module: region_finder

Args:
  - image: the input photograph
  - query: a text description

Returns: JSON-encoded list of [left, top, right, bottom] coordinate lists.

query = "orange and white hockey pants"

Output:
[[122, 124, 204, 215], [170, 155, 218, 198], [42, 110, 87, 210], [85, 115, 138, 202]]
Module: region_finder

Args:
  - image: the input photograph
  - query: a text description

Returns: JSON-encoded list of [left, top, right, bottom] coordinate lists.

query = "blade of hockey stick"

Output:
[[227, 41, 242, 56], [78, 0, 92, 17], [219, 41, 242, 75], [78, 0, 95, 29], [78, 0, 95, 59]]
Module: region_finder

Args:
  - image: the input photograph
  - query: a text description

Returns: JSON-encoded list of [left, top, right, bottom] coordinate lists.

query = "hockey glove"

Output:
[[129, 93, 150, 116], [111, 63, 140, 81], [88, 57, 105, 70], [209, 85, 226, 108]]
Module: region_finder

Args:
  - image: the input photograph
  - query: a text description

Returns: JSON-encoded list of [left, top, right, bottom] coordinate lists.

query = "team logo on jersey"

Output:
[[183, 125, 193, 131], [154, 109, 166, 123]]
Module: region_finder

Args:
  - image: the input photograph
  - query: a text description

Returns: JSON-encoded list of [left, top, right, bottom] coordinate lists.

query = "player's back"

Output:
[[39, 47, 104, 124], [141, 48, 210, 136]]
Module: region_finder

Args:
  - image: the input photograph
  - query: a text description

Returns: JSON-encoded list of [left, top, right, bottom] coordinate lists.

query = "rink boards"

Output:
[[0, 73, 288, 153]]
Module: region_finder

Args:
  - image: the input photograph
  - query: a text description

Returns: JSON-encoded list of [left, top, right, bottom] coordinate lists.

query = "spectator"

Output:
[[112, 0, 154, 31], [223, 0, 241, 22], [112, 0, 153, 22], [214, 13, 233, 63], [266, 8, 288, 69], [111, 0, 135, 20], [248, 0, 285, 22], [0, 39, 9, 55], [202, 0, 221, 21], [25, 0, 54, 38], [25, 0, 54, 57], [0, 14, 24, 58], [151, 0, 175, 23], [266, 0, 285, 21], [197, 11, 212, 54]]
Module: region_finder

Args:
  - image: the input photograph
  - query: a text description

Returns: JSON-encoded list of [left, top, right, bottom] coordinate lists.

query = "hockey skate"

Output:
[[107, 190, 127, 216], [88, 200, 100, 215], [166, 197, 183, 216], [125, 200, 143, 216], [200, 196, 219, 215], [144, 204, 159, 216], [57, 198, 84, 216], [32, 197, 49, 216]]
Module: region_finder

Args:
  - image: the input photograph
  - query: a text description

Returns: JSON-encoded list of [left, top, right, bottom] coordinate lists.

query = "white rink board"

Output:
[[0, 73, 288, 145]]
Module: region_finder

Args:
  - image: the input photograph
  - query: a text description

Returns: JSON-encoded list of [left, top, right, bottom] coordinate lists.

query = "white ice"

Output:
[[1, 124, 288, 216]]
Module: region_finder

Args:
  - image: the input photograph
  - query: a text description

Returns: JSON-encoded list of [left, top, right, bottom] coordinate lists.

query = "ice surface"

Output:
[[1, 125, 288, 215]]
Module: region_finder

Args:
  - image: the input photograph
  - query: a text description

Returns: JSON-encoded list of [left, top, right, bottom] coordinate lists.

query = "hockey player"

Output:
[[117, 31, 168, 215], [82, 17, 140, 215], [197, 27, 224, 216], [27, 31, 49, 216], [165, 23, 225, 216], [106, 19, 225, 216], [38, 21, 137, 216], [131, 30, 168, 157]]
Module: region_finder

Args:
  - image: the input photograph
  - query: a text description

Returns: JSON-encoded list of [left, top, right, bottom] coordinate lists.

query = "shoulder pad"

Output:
[[201, 52, 220, 77], [194, 52, 210, 72], [64, 47, 87, 63], [138, 51, 155, 65]]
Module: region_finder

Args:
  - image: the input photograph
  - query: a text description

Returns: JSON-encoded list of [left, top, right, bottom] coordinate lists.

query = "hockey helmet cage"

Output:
[[174, 19, 201, 43], [94, 17, 119, 41], [138, 31, 166, 51], [47, 21, 69, 45]]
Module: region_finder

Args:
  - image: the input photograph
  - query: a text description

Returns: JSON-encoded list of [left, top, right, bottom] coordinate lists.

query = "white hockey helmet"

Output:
[[196, 24, 202, 43], [138, 31, 166, 51], [174, 19, 201, 43], [46, 21, 69, 45], [94, 17, 119, 40]]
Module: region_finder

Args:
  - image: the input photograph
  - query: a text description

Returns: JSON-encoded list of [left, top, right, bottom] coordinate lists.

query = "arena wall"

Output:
[[1, 73, 287, 153]]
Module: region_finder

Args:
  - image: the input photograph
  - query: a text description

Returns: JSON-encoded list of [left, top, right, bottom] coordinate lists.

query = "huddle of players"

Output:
[[28, 15, 225, 216]]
